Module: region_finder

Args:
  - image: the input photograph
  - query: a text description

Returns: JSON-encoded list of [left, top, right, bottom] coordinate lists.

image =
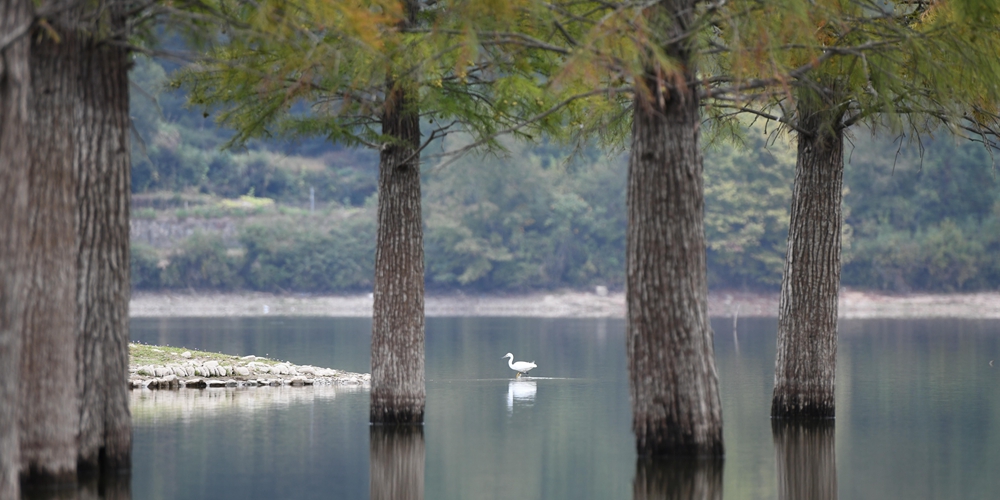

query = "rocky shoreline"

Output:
[[129, 344, 370, 390]]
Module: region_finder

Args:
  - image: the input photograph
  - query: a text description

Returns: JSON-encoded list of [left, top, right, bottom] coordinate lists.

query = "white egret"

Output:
[[502, 353, 537, 378]]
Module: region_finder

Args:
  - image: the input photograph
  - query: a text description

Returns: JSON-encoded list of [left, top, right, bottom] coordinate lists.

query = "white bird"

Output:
[[502, 353, 537, 378]]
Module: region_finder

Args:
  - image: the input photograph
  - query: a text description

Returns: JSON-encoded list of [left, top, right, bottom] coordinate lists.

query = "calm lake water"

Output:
[[121, 316, 1000, 500]]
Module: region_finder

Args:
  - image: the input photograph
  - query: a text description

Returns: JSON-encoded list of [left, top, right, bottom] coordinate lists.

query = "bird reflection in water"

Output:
[[506, 379, 537, 413], [772, 420, 837, 500], [370, 424, 425, 500], [20, 472, 130, 500], [633, 457, 723, 500]]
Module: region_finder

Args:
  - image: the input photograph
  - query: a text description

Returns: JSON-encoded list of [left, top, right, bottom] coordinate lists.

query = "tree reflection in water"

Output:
[[772, 420, 837, 500], [21, 472, 129, 500], [633, 457, 723, 500], [370, 424, 425, 500]]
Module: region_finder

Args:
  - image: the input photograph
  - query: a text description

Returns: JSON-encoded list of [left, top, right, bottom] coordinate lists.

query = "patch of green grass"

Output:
[[128, 343, 282, 366]]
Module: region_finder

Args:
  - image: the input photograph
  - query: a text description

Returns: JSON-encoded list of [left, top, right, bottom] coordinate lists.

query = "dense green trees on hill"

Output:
[[129, 57, 1000, 294], [843, 134, 1000, 291]]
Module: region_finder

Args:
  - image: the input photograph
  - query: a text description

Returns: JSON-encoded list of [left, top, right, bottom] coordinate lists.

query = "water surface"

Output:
[[126, 316, 1000, 500]]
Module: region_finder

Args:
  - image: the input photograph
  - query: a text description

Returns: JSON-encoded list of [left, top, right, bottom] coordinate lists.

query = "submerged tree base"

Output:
[[634, 420, 726, 458], [370, 394, 425, 424], [771, 392, 836, 419]]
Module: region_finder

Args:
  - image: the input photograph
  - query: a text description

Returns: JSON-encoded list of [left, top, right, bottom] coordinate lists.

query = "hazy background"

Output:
[[128, 56, 1000, 295]]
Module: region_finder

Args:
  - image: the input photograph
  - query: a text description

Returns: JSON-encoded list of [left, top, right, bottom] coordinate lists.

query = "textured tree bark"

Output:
[[633, 458, 723, 500], [370, 83, 425, 423], [75, 32, 133, 474], [771, 107, 844, 419], [370, 0, 425, 424], [20, 25, 82, 483], [0, 0, 32, 496], [626, 0, 724, 457], [370, 425, 425, 500], [772, 420, 838, 500]]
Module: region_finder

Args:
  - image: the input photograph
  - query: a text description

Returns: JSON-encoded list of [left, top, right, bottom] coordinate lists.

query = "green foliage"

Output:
[[161, 232, 242, 289], [131, 243, 163, 290], [239, 215, 376, 292], [130, 126, 1000, 293], [423, 140, 626, 290], [703, 129, 796, 289], [170, 0, 569, 159], [130, 56, 379, 206], [842, 134, 1000, 291]]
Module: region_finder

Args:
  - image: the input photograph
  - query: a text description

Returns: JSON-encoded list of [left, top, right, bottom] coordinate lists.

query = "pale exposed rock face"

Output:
[[129, 351, 371, 391]]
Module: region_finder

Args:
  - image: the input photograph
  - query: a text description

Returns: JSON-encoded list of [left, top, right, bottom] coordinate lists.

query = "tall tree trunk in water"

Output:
[[626, 0, 724, 457], [772, 420, 838, 500], [370, 425, 425, 500], [370, 0, 424, 423], [75, 28, 133, 473], [20, 24, 82, 483], [0, 0, 32, 496], [771, 103, 844, 419]]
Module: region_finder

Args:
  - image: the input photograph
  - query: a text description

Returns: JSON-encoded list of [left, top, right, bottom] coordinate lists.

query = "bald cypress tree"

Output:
[[74, 4, 133, 470], [705, 0, 1000, 419], [625, 0, 724, 457], [176, 0, 566, 424], [20, 14, 83, 484], [369, 0, 426, 424]]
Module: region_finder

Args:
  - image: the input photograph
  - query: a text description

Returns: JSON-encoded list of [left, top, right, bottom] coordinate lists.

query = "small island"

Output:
[[128, 343, 370, 390]]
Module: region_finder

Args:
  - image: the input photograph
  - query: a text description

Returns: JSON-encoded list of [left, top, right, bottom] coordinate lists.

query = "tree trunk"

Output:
[[772, 420, 838, 500], [20, 25, 82, 483], [75, 32, 133, 474], [370, 425, 425, 500], [626, 0, 724, 457], [370, 76, 425, 423], [771, 109, 844, 419], [0, 0, 32, 496], [633, 458, 723, 500]]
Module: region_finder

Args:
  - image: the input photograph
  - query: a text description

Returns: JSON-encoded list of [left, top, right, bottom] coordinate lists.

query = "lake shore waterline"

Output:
[[128, 343, 370, 390], [130, 288, 1000, 319]]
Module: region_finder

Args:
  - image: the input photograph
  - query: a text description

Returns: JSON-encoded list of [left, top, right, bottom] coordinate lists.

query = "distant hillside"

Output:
[[129, 56, 1000, 294]]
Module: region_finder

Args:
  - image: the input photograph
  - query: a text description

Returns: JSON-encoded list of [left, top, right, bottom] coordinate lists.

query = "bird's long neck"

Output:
[[507, 356, 515, 369]]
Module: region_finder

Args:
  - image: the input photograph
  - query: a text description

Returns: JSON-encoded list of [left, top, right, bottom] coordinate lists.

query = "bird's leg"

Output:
[[516, 372, 521, 379]]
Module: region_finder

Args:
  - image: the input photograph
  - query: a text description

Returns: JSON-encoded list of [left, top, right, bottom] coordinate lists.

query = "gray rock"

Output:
[[153, 367, 168, 378], [208, 379, 228, 388], [203, 360, 219, 369], [184, 378, 207, 389], [181, 351, 192, 358], [235, 367, 250, 376]]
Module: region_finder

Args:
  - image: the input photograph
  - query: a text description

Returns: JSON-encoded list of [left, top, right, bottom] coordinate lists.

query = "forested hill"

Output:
[[129, 56, 1000, 294]]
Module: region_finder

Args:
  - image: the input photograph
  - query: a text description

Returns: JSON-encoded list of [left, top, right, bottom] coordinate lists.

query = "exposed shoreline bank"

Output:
[[130, 289, 1000, 319], [128, 343, 370, 390]]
